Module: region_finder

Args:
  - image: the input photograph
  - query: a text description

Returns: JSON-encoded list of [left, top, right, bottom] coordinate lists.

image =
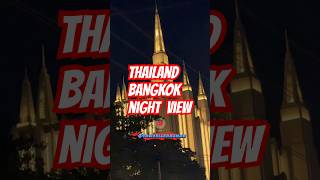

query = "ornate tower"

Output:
[[152, 4, 168, 65], [279, 31, 320, 180], [36, 46, 59, 172], [151, 5, 178, 133], [18, 69, 37, 128], [114, 83, 123, 116], [121, 77, 128, 116], [178, 63, 197, 151], [231, 0, 264, 120], [228, 0, 274, 179], [13, 69, 42, 171], [197, 73, 211, 180]]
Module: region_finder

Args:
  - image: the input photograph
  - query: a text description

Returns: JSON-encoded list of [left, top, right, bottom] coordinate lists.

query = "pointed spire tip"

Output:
[[155, 0, 158, 14], [284, 29, 290, 50], [122, 75, 125, 84], [235, 0, 240, 18], [153, 6, 166, 54], [198, 71, 206, 96], [41, 44, 47, 69]]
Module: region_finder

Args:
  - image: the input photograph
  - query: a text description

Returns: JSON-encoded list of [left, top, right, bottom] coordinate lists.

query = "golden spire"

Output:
[[233, 0, 255, 75], [235, 0, 240, 19], [285, 29, 291, 54], [182, 62, 192, 92], [115, 83, 122, 102], [18, 68, 36, 127], [121, 76, 128, 101], [152, 2, 169, 64], [37, 46, 57, 125], [154, 3, 165, 54], [282, 30, 304, 105], [41, 44, 47, 72], [198, 72, 207, 100]]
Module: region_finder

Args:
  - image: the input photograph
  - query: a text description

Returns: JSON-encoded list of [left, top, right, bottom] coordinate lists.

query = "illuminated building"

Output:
[[114, 5, 211, 180], [12, 46, 59, 172]]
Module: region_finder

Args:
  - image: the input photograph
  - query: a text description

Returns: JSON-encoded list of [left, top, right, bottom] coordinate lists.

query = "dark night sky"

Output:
[[1, 0, 320, 159]]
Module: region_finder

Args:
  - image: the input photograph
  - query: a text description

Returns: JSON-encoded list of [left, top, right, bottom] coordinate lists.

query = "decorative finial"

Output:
[[285, 29, 290, 51], [41, 44, 47, 72], [122, 75, 126, 86], [155, 0, 158, 14], [41, 44, 47, 70], [182, 60, 186, 69], [198, 71, 206, 96]]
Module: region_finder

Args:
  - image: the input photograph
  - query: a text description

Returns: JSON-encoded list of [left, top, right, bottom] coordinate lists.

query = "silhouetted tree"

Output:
[[110, 105, 206, 180], [7, 105, 205, 179]]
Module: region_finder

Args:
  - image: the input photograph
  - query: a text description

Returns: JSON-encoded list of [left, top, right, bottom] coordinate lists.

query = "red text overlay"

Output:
[[210, 120, 270, 169], [53, 9, 111, 171], [54, 64, 110, 114], [53, 120, 110, 170], [127, 64, 194, 115], [57, 10, 110, 59]]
